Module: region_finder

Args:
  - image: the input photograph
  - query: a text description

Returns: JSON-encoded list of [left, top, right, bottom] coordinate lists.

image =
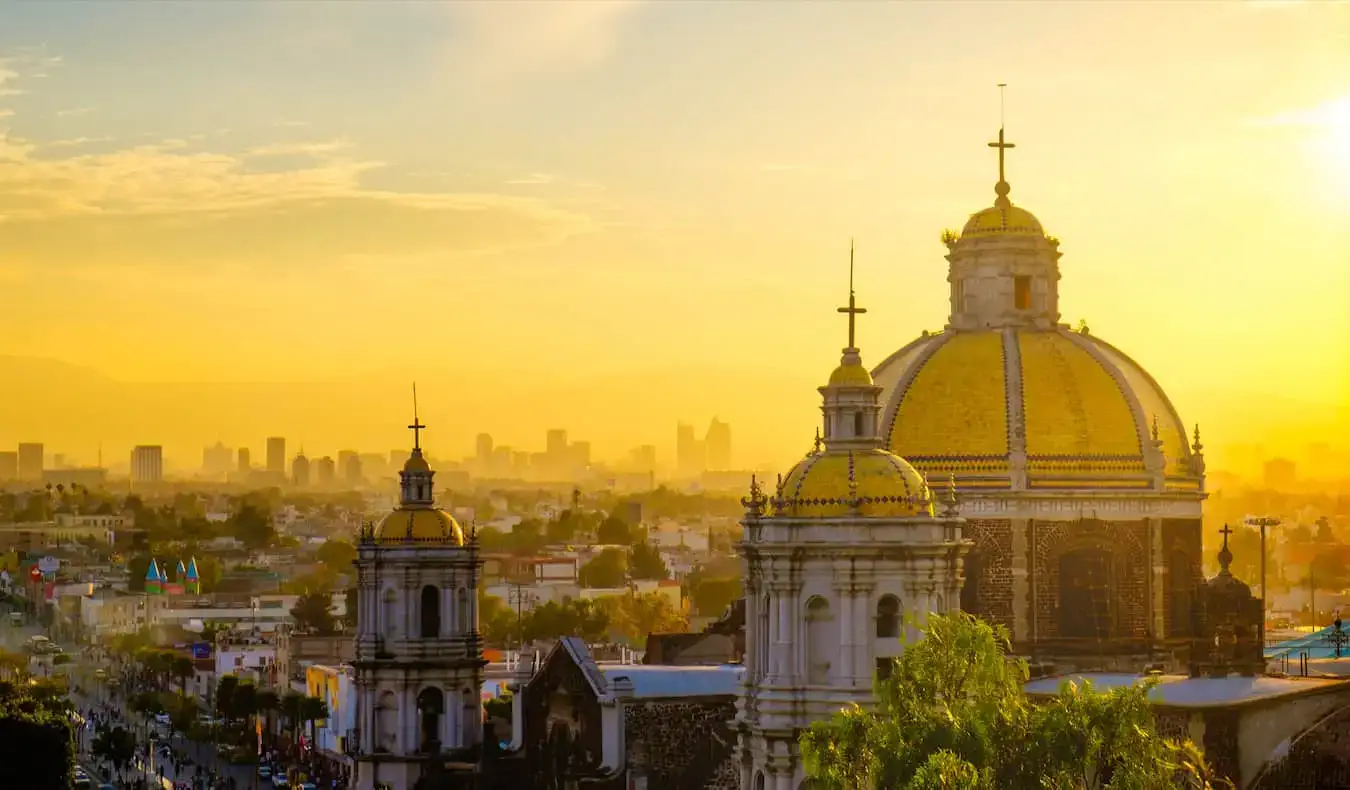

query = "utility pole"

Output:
[[1245, 515, 1281, 647]]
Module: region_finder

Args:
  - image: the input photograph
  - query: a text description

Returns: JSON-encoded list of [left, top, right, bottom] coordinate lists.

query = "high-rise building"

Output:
[[315, 456, 336, 487], [569, 441, 592, 470], [706, 418, 732, 471], [343, 454, 363, 486], [476, 433, 494, 463], [292, 452, 311, 487], [629, 445, 657, 471], [676, 423, 705, 477], [203, 442, 233, 476], [130, 446, 164, 485], [237, 448, 251, 473], [17, 443, 43, 481], [0, 452, 17, 480], [546, 429, 568, 457], [266, 437, 286, 474]]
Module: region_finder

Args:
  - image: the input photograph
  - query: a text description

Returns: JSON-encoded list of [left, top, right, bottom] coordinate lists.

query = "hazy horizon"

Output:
[[1, 1, 1347, 474]]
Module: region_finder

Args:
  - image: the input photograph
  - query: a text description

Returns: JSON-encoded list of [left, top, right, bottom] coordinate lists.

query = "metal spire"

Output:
[[837, 239, 867, 350], [408, 383, 426, 451]]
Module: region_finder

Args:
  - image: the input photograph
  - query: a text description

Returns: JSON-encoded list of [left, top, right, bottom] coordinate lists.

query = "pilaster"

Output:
[[1150, 516, 1165, 638], [1011, 517, 1030, 644]]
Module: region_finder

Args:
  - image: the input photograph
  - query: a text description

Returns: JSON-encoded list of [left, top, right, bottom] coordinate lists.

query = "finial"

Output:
[[742, 474, 767, 517], [813, 427, 823, 454], [1192, 424, 1203, 453], [987, 84, 1016, 210], [408, 383, 426, 451], [945, 472, 959, 512], [837, 241, 867, 351], [1151, 414, 1161, 443], [1217, 523, 1234, 574]]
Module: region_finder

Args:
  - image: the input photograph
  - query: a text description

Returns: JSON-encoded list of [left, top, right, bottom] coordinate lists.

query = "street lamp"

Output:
[[1245, 515, 1282, 647]]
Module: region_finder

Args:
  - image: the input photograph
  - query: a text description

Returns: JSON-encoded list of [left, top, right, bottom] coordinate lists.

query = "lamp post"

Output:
[[1245, 515, 1282, 647]]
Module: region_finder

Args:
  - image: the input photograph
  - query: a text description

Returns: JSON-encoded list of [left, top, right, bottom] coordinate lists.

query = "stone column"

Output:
[[744, 585, 758, 684], [773, 586, 790, 683], [1011, 517, 1031, 646], [854, 583, 874, 683], [1150, 516, 1165, 639]]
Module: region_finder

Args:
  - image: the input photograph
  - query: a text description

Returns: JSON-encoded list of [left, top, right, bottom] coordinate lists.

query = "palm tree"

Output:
[[281, 691, 306, 759], [300, 695, 330, 760], [215, 675, 239, 725], [256, 689, 281, 750], [171, 655, 195, 696]]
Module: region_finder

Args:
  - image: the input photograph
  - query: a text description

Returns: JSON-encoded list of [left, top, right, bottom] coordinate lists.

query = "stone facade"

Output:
[[961, 518, 1013, 631], [1254, 704, 1350, 789], [626, 699, 737, 790]]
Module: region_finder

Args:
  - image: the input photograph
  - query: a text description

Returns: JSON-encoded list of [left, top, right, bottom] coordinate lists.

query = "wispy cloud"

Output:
[[45, 136, 112, 149], [506, 173, 556, 186], [1251, 96, 1350, 128], [56, 107, 94, 118], [247, 140, 352, 158], [444, 1, 644, 89]]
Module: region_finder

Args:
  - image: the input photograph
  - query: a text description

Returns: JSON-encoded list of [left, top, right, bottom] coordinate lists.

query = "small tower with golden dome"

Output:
[[353, 402, 485, 790], [732, 250, 971, 790], [943, 120, 1064, 331]]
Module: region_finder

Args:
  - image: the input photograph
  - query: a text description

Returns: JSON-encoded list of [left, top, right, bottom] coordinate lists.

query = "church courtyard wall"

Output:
[[625, 697, 738, 790]]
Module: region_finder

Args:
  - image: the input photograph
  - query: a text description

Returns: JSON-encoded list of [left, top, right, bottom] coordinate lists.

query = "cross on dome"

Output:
[[836, 240, 867, 350], [408, 383, 426, 451]]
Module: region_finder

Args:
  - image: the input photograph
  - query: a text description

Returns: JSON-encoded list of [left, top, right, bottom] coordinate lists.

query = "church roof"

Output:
[[778, 448, 932, 518], [598, 664, 743, 700], [828, 358, 874, 387], [370, 508, 465, 546], [1024, 673, 1345, 709], [961, 203, 1044, 239], [872, 326, 1196, 489]]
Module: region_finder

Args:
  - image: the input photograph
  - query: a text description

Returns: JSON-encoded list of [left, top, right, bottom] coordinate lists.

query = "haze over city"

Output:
[[1, 1, 1347, 474]]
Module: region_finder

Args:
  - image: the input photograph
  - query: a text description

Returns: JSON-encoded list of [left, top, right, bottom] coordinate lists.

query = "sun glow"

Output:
[[1306, 97, 1350, 198]]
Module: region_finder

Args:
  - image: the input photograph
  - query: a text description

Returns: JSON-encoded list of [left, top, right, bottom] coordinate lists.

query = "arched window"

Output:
[[754, 771, 766, 790], [381, 589, 398, 641], [455, 587, 469, 633], [416, 686, 444, 753], [961, 552, 983, 614], [757, 593, 771, 677], [805, 596, 832, 685], [853, 411, 864, 437], [1059, 547, 1115, 639], [420, 585, 441, 638], [376, 691, 398, 753], [876, 595, 901, 638]]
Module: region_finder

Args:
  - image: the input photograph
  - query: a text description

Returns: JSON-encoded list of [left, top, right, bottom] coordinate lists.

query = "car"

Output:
[[257, 766, 272, 779], [271, 775, 289, 788], [154, 712, 171, 724], [98, 784, 117, 790]]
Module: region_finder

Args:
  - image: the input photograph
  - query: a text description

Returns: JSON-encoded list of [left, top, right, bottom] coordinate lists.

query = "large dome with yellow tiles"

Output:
[[779, 448, 933, 518], [871, 327, 1197, 491], [371, 507, 465, 545]]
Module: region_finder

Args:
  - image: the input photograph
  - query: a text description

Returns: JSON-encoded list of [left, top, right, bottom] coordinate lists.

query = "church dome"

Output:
[[871, 327, 1196, 489], [778, 448, 932, 518], [828, 358, 873, 387], [961, 204, 1044, 239], [371, 507, 465, 545]]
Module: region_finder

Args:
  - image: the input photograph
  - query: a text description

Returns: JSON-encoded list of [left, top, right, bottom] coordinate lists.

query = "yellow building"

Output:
[[868, 127, 1206, 671]]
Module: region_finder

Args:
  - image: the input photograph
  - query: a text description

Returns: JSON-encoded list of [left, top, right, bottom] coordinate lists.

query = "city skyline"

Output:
[[0, 2, 1346, 472]]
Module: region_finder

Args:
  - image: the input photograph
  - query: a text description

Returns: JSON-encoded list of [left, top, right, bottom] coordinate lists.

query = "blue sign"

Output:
[[191, 642, 212, 660]]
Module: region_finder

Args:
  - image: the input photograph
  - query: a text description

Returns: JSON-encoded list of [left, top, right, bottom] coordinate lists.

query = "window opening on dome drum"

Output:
[[853, 412, 864, 437], [1014, 275, 1031, 310]]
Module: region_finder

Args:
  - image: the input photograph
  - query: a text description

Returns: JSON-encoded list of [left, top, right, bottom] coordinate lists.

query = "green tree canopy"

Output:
[[227, 502, 277, 550], [315, 539, 357, 568], [801, 613, 1226, 790], [291, 591, 338, 635], [0, 679, 76, 790], [579, 548, 628, 589], [597, 516, 632, 545], [628, 537, 670, 581]]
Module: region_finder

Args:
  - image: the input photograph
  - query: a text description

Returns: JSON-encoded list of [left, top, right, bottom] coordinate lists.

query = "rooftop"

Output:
[[1024, 673, 1347, 709], [598, 664, 743, 699]]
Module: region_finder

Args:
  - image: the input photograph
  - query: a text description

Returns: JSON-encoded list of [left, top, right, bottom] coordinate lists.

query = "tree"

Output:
[[315, 539, 357, 568], [689, 576, 742, 618], [256, 690, 280, 748], [171, 655, 195, 696], [579, 548, 628, 589], [628, 540, 670, 581], [215, 675, 238, 723], [475, 526, 509, 552], [597, 516, 631, 545], [167, 693, 198, 738], [519, 599, 611, 645], [291, 591, 338, 635], [0, 679, 75, 790], [603, 592, 688, 645], [92, 725, 136, 781], [228, 503, 276, 550], [800, 612, 1226, 790], [510, 519, 547, 556], [299, 695, 329, 759], [546, 511, 579, 545], [479, 593, 517, 646]]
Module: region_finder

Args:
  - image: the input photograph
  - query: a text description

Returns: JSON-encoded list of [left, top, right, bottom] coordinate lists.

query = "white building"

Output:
[[130, 445, 163, 485], [353, 419, 485, 790], [732, 288, 970, 790]]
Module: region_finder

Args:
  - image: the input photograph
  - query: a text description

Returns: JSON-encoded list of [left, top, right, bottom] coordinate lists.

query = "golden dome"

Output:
[[871, 328, 1195, 488], [778, 448, 932, 518], [961, 204, 1044, 238], [371, 507, 465, 546], [828, 359, 874, 387]]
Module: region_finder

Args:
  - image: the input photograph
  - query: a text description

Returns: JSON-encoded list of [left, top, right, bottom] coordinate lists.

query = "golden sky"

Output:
[[0, 1, 1347, 472]]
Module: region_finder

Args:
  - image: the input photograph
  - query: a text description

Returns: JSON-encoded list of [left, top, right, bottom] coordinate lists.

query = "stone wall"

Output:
[[1252, 704, 1350, 789], [1162, 518, 1202, 639], [1032, 518, 1148, 639], [962, 519, 1014, 631], [625, 698, 736, 790]]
